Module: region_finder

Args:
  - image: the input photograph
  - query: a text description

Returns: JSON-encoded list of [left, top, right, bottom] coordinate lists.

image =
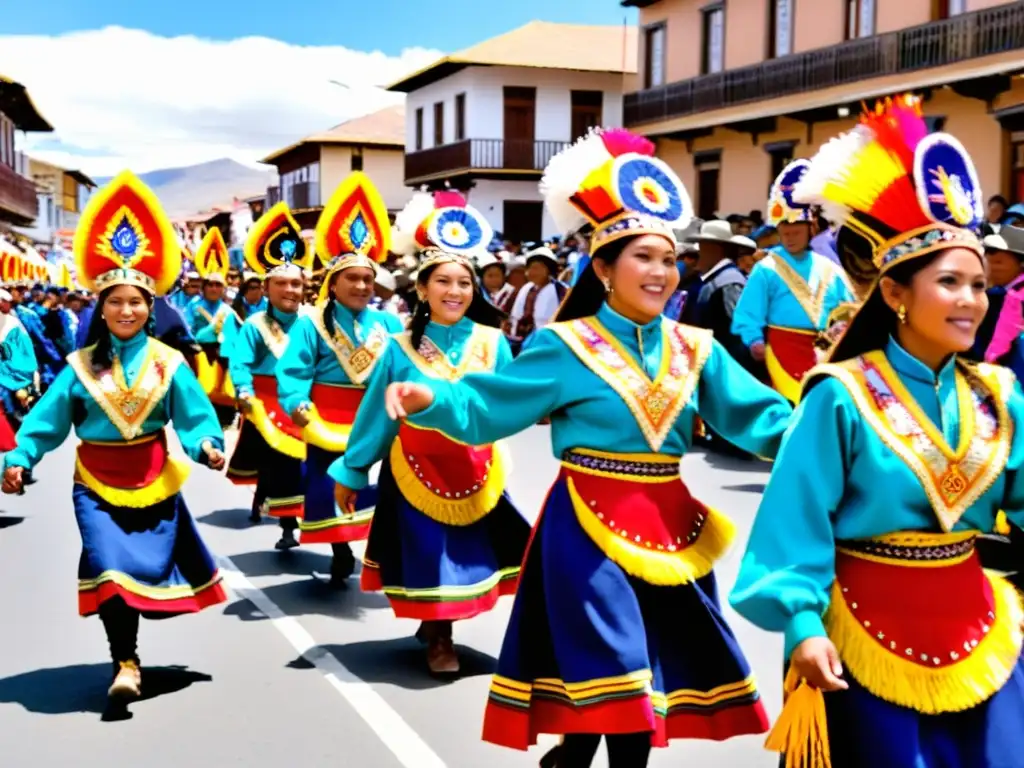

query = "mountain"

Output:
[[95, 159, 277, 218]]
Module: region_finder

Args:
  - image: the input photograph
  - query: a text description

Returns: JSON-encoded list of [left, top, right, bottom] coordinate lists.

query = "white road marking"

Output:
[[217, 557, 449, 768]]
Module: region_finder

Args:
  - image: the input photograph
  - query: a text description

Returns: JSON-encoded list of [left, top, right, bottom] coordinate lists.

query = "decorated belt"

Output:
[[302, 383, 364, 452], [558, 447, 734, 586], [75, 429, 190, 508], [828, 530, 1023, 714]]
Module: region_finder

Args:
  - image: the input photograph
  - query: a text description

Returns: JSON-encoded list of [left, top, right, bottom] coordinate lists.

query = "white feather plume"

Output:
[[539, 128, 614, 235], [391, 191, 436, 257], [792, 125, 872, 227]]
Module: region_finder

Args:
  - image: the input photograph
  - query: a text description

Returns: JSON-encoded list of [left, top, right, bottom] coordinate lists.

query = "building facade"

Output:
[[623, 0, 1024, 218], [389, 21, 637, 243], [0, 75, 53, 227], [19, 159, 96, 246]]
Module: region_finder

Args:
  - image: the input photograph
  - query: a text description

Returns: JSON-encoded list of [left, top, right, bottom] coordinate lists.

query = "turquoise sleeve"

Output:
[[3, 365, 76, 470], [695, 339, 793, 459], [329, 344, 399, 490], [494, 333, 514, 371], [228, 322, 260, 397], [731, 265, 769, 348], [167, 362, 225, 463], [1000, 376, 1024, 529], [0, 328, 38, 390], [729, 376, 851, 659], [408, 328, 568, 445], [276, 316, 318, 414], [382, 313, 405, 333]]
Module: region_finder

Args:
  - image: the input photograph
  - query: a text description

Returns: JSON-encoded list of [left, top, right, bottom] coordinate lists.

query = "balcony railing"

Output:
[[268, 181, 319, 210], [0, 162, 38, 223], [405, 139, 570, 183], [625, 2, 1024, 126]]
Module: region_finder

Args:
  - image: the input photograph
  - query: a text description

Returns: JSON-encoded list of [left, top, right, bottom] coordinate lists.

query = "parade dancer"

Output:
[[227, 202, 312, 543], [276, 172, 403, 586], [730, 94, 1024, 768], [187, 227, 239, 426], [732, 161, 856, 403], [331, 190, 529, 676], [1, 172, 227, 706], [383, 129, 792, 766], [0, 291, 38, 448]]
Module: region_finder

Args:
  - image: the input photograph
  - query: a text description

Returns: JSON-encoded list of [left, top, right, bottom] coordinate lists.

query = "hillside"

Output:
[[95, 159, 277, 217]]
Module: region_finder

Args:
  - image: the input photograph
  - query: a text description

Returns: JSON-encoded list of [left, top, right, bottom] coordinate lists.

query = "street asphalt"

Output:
[[0, 426, 781, 768]]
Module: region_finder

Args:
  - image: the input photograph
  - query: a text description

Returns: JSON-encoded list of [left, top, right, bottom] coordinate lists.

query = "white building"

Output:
[[388, 21, 638, 243]]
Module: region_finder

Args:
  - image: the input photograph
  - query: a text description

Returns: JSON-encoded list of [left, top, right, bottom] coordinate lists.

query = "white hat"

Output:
[[685, 220, 756, 251], [375, 269, 397, 291], [0, 289, 12, 302]]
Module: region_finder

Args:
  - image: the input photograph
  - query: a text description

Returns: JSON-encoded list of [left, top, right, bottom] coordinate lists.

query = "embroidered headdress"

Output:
[[540, 127, 693, 255], [194, 226, 230, 285], [244, 201, 312, 280], [767, 160, 815, 226], [315, 172, 391, 303], [392, 189, 493, 275], [73, 170, 181, 296]]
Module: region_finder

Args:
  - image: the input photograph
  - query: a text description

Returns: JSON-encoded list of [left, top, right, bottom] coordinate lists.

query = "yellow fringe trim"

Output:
[[389, 435, 506, 526], [765, 668, 831, 768], [826, 574, 1024, 714], [246, 398, 307, 460], [765, 344, 804, 405], [301, 403, 352, 452], [566, 476, 735, 586], [74, 453, 191, 508], [996, 510, 1012, 536]]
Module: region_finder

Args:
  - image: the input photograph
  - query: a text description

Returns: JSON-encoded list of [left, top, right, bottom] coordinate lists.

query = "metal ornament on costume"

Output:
[[244, 201, 312, 279], [72, 170, 181, 297], [766, 159, 815, 227], [391, 189, 494, 274], [540, 127, 693, 256], [194, 226, 231, 285]]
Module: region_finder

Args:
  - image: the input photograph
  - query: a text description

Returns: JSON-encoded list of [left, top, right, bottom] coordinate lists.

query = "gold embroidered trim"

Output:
[[251, 312, 289, 360], [68, 339, 182, 441], [808, 353, 1012, 531], [766, 255, 832, 327], [550, 318, 711, 452], [310, 310, 389, 385], [394, 326, 501, 381], [196, 304, 236, 342]]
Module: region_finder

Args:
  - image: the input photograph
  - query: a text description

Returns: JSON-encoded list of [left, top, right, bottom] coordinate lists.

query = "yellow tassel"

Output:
[[389, 436, 506, 526], [246, 398, 307, 460], [74, 454, 191, 508], [996, 510, 1012, 536], [567, 477, 736, 586], [301, 404, 352, 452], [826, 576, 1023, 713], [765, 668, 831, 768]]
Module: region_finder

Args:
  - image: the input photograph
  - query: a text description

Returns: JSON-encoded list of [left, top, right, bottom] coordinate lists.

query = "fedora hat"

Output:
[[684, 220, 756, 251], [983, 226, 1024, 258]]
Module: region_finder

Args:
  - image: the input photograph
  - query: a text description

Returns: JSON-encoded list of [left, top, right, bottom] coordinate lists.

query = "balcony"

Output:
[[625, 2, 1024, 127], [268, 182, 319, 210], [405, 138, 570, 185], [0, 163, 38, 224]]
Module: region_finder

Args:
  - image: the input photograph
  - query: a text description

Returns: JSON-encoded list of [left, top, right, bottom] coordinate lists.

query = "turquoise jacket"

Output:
[[3, 332, 225, 471], [329, 318, 513, 490], [0, 316, 38, 391], [729, 337, 1024, 658], [275, 301, 404, 416], [185, 296, 240, 348], [406, 302, 792, 460], [240, 296, 268, 317], [732, 248, 855, 347], [228, 309, 299, 397]]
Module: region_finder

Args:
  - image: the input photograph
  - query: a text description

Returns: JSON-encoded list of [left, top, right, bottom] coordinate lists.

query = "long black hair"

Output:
[[553, 235, 636, 323], [409, 259, 504, 349], [84, 285, 157, 368]]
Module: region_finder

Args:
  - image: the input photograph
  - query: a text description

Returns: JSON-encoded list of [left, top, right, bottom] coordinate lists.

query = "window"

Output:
[[0, 114, 12, 168], [415, 107, 424, 151], [62, 175, 79, 213], [764, 141, 797, 191], [433, 102, 445, 147], [768, 0, 793, 58], [281, 162, 320, 209], [351, 147, 363, 172], [694, 151, 721, 220], [846, 0, 875, 39], [701, 5, 725, 75], [455, 93, 466, 141], [934, 0, 966, 18], [643, 24, 666, 89], [570, 91, 603, 141]]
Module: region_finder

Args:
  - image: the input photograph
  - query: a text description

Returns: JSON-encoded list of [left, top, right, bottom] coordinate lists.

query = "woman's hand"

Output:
[[291, 404, 311, 427], [384, 382, 434, 420], [2, 466, 23, 495], [790, 637, 848, 692], [202, 441, 226, 471], [334, 483, 357, 514]]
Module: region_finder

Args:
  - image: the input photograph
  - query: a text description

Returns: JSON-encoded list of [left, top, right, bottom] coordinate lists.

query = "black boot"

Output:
[[275, 517, 299, 550], [329, 542, 356, 588], [249, 496, 263, 524]]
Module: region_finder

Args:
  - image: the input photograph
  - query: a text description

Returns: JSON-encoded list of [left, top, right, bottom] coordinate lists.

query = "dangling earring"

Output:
[[601, 277, 611, 294], [897, 304, 907, 325]]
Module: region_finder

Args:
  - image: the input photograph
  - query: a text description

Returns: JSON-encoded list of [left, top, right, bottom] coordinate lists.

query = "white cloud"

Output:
[[0, 26, 441, 176]]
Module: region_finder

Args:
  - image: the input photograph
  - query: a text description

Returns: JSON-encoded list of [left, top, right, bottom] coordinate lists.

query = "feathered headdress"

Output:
[[194, 227, 230, 285], [244, 202, 312, 279], [73, 170, 181, 296], [392, 188, 493, 274], [767, 160, 815, 226], [540, 127, 693, 254], [794, 93, 983, 278]]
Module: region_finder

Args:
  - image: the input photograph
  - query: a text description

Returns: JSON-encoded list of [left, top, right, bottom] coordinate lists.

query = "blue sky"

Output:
[[4, 0, 637, 54]]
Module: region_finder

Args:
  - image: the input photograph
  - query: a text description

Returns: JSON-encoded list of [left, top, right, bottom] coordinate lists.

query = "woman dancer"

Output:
[[1, 172, 227, 705], [227, 202, 312, 544], [276, 172, 403, 586], [383, 129, 792, 766], [730, 94, 1024, 768], [332, 190, 529, 676]]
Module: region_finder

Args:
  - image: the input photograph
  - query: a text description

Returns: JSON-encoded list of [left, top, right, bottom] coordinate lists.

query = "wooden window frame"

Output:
[[455, 93, 466, 141], [433, 102, 445, 147], [845, 0, 876, 40], [642, 21, 667, 89], [767, 0, 794, 59], [415, 107, 424, 151], [701, 3, 726, 76], [351, 147, 364, 172]]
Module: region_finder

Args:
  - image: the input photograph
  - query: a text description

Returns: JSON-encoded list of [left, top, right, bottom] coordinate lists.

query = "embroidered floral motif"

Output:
[[68, 339, 182, 440], [766, 255, 832, 326], [395, 326, 499, 381], [551, 318, 712, 452], [310, 312, 388, 385]]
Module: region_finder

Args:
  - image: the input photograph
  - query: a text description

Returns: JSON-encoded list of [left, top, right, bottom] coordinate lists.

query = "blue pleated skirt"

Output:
[[298, 444, 378, 544]]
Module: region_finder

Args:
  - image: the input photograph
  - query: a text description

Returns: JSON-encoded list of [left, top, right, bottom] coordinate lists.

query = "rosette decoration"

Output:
[[391, 188, 494, 272], [72, 170, 181, 296], [244, 201, 312, 279], [767, 160, 815, 226], [540, 127, 693, 254], [194, 226, 230, 285]]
